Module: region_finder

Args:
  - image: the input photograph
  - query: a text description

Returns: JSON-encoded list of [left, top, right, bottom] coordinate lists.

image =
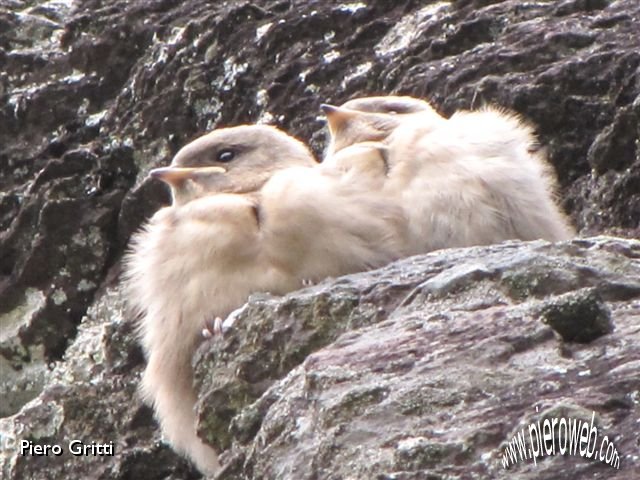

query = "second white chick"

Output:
[[321, 95, 446, 156], [385, 107, 574, 253], [259, 160, 409, 285]]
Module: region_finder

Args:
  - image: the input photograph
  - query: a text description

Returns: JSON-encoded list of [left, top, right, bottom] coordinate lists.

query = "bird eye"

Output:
[[216, 149, 235, 162]]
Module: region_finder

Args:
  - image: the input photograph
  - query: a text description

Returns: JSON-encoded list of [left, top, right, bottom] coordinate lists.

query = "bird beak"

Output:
[[320, 103, 357, 134], [320, 104, 340, 115], [149, 166, 227, 187]]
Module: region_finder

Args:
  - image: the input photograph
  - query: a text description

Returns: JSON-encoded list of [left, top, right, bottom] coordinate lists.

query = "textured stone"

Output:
[[194, 237, 639, 480], [1, 237, 638, 479], [0, 287, 199, 480]]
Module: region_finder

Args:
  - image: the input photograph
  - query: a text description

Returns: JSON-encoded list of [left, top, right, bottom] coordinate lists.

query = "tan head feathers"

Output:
[[321, 95, 445, 156], [152, 124, 317, 205]]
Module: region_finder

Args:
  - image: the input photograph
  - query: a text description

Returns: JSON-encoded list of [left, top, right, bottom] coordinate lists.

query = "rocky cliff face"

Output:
[[0, 0, 638, 479]]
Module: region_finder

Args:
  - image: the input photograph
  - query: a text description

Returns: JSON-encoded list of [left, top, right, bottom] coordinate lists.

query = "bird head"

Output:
[[321, 96, 443, 156], [340, 95, 436, 115], [151, 124, 317, 205], [320, 104, 395, 157]]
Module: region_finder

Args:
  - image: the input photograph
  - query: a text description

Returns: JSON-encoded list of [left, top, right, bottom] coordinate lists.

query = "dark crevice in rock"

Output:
[[540, 288, 614, 343]]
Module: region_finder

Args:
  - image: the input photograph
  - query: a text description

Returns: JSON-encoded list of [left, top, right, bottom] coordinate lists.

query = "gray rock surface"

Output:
[[1, 287, 200, 479], [194, 236, 640, 479], [1, 237, 638, 479], [0, 0, 639, 478]]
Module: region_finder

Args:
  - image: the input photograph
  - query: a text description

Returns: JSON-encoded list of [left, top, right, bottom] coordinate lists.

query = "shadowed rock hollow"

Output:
[[0, 0, 638, 479]]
